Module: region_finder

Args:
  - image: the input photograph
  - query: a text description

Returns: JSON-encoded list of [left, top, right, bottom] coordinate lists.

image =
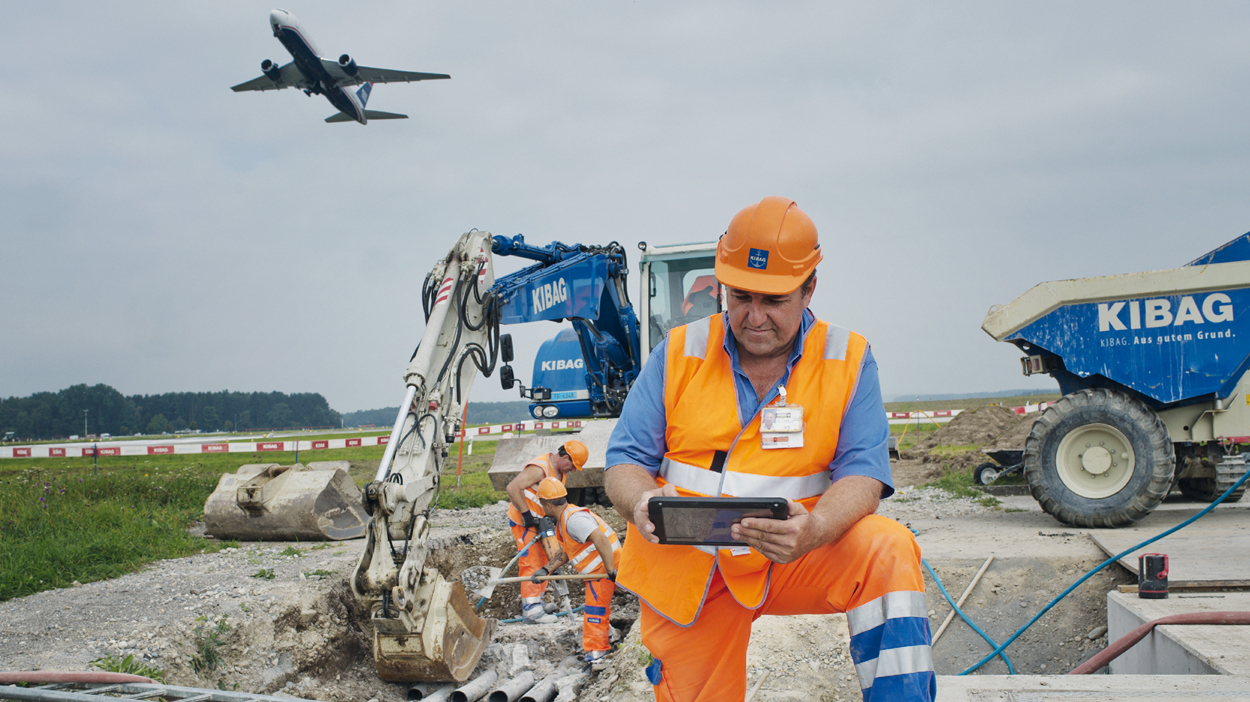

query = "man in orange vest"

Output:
[[506, 439, 589, 622], [530, 476, 621, 662], [605, 197, 934, 702]]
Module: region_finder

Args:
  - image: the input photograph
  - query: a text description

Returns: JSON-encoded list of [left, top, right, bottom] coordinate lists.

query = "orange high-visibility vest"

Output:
[[506, 454, 564, 525], [617, 314, 868, 626], [556, 505, 621, 575]]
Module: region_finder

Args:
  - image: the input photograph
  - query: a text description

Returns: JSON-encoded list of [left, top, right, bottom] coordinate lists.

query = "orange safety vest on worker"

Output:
[[556, 504, 623, 653], [506, 454, 565, 525], [556, 504, 621, 575], [617, 314, 868, 626], [508, 453, 568, 613]]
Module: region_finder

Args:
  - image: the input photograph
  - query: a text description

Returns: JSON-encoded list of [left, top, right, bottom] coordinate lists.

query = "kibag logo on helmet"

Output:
[[747, 248, 769, 270]]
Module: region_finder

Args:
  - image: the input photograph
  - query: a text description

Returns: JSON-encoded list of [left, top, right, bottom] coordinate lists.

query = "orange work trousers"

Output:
[[640, 515, 934, 702], [582, 576, 616, 652], [509, 522, 549, 605]]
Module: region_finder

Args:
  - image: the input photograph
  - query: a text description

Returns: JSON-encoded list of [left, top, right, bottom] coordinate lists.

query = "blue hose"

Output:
[[957, 466, 1250, 675], [500, 605, 585, 624], [922, 558, 1016, 674]]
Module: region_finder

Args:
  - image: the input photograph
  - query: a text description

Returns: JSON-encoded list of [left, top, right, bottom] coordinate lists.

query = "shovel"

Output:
[[473, 573, 608, 599], [465, 532, 541, 603]]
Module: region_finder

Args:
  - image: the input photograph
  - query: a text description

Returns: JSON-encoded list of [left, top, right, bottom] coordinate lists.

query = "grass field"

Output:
[[0, 439, 507, 602], [884, 394, 1061, 413]]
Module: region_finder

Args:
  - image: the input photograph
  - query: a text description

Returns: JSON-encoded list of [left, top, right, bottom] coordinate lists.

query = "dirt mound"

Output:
[[991, 413, 1042, 450], [914, 405, 1022, 450]]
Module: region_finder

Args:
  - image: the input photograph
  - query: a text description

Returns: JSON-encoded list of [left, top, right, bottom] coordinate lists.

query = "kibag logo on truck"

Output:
[[1098, 293, 1234, 332]]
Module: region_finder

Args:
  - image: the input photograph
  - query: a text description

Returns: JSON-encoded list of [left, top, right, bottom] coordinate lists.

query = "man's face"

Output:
[[553, 453, 578, 475], [724, 278, 814, 361]]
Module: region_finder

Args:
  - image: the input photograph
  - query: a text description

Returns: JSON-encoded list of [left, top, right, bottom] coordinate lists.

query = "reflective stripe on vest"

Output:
[[616, 313, 868, 626], [557, 505, 620, 575], [658, 456, 832, 501]]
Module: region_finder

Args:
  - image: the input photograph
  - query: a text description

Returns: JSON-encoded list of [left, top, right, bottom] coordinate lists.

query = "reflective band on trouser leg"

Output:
[[830, 516, 934, 702], [509, 522, 550, 602], [583, 579, 615, 652], [759, 515, 933, 701]]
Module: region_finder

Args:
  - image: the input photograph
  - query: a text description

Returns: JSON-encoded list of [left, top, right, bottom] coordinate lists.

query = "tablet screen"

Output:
[[650, 498, 787, 545]]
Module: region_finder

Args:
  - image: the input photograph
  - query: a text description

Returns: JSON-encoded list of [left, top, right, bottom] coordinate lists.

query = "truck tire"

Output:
[[1023, 388, 1173, 528]]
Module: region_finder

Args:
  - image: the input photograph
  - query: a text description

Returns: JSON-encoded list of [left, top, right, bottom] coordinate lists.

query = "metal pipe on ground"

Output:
[[520, 657, 580, 702], [451, 670, 499, 702], [487, 671, 535, 702], [409, 683, 454, 701], [1069, 611, 1250, 674]]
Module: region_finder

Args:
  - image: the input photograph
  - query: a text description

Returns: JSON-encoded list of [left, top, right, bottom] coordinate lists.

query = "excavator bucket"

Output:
[[203, 461, 369, 541], [372, 573, 497, 682]]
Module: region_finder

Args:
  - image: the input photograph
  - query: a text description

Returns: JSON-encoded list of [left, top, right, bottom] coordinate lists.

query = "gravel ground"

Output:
[[1, 489, 1129, 701]]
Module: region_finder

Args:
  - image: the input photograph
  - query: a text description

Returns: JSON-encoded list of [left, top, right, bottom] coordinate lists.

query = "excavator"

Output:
[[203, 228, 717, 682], [347, 230, 657, 682]]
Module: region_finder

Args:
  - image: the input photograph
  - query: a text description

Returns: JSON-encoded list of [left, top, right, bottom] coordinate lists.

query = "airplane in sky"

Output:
[[231, 9, 449, 124]]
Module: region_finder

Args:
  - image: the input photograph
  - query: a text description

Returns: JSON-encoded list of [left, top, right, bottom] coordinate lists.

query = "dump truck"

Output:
[[983, 234, 1250, 527]]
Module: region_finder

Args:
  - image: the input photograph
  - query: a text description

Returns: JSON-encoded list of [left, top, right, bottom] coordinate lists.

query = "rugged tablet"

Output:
[[648, 496, 788, 546]]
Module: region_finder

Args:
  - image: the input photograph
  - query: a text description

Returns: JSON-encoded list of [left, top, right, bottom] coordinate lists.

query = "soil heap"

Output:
[[912, 405, 1022, 451]]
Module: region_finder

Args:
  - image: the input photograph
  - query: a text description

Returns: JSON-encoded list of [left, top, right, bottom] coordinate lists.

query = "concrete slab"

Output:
[[1107, 590, 1250, 676], [1089, 508, 1250, 585], [936, 674, 1250, 701]]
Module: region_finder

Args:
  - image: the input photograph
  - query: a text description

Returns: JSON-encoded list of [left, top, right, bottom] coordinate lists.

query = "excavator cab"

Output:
[[638, 241, 720, 356]]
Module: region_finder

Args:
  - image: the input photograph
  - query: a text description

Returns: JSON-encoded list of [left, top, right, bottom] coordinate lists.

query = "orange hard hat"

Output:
[[716, 196, 822, 295], [562, 440, 588, 470], [537, 477, 567, 500]]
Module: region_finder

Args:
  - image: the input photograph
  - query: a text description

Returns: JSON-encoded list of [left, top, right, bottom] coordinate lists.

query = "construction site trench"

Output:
[[2, 408, 1153, 701]]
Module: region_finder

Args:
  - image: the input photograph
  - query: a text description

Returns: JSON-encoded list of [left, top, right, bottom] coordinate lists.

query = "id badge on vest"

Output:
[[760, 386, 804, 449]]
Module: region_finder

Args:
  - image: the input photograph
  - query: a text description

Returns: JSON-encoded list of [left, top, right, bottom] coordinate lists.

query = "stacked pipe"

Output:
[[519, 656, 582, 702], [488, 671, 535, 702], [450, 670, 498, 702]]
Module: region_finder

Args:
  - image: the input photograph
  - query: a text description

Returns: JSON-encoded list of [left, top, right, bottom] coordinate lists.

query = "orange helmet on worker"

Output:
[[558, 439, 588, 471], [716, 196, 822, 295]]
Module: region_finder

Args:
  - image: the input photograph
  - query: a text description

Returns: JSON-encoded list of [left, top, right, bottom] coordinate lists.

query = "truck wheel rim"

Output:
[[1055, 423, 1135, 499]]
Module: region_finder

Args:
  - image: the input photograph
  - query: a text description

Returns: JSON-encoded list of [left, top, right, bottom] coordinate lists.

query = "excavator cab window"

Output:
[[648, 257, 719, 351]]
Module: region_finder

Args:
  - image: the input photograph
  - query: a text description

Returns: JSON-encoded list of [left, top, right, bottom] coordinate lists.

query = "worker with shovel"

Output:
[[506, 439, 589, 623], [530, 477, 621, 663]]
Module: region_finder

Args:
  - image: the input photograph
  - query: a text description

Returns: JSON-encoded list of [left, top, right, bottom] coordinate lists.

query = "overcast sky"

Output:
[[4, 1, 1250, 412]]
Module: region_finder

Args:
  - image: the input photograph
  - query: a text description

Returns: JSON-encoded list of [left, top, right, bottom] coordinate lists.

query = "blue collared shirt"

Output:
[[605, 309, 895, 498]]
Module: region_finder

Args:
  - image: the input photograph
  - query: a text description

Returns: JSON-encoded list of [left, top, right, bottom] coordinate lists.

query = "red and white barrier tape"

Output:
[[0, 420, 587, 459]]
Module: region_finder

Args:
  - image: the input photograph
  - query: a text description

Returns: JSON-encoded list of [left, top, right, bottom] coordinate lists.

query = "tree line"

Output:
[[0, 384, 342, 440]]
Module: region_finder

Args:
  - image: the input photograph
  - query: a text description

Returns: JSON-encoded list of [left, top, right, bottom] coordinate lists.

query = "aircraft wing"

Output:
[[230, 62, 302, 92], [319, 58, 450, 87], [357, 66, 450, 84]]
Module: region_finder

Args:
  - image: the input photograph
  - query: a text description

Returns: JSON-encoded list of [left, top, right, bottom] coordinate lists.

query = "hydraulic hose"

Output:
[[1069, 611, 1250, 674], [958, 465, 1250, 675], [500, 605, 585, 624], [922, 558, 1016, 673]]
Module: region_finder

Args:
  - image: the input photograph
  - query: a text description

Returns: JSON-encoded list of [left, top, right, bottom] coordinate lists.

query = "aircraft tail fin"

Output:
[[363, 110, 407, 120], [356, 81, 373, 108], [325, 113, 355, 123]]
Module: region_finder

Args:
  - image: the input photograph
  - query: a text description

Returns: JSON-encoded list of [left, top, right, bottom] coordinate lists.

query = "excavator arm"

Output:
[[349, 230, 641, 682]]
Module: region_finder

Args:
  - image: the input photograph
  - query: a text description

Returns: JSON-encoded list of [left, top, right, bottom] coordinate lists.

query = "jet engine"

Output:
[[261, 59, 282, 81], [338, 54, 359, 77]]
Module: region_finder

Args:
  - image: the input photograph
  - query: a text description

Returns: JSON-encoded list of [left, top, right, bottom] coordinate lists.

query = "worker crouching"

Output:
[[532, 476, 621, 662], [605, 197, 934, 701]]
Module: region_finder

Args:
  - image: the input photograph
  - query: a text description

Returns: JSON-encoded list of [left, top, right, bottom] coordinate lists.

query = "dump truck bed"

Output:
[[982, 235, 1250, 406]]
